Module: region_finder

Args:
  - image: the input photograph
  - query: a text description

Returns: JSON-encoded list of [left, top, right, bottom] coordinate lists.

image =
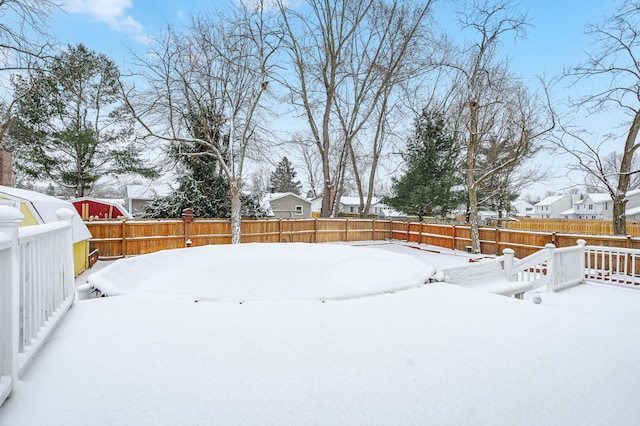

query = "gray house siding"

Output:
[[267, 194, 311, 218]]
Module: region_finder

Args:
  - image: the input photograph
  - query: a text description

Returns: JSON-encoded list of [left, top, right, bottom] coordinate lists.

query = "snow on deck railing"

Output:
[[503, 240, 587, 292], [0, 206, 75, 407]]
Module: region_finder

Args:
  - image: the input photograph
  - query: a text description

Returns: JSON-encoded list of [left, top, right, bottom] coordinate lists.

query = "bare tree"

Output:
[[121, 0, 279, 243], [559, 0, 640, 235], [276, 0, 434, 217], [446, 0, 554, 253], [0, 0, 57, 147]]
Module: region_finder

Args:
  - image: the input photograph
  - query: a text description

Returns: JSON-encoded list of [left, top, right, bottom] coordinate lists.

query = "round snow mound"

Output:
[[87, 243, 436, 301]]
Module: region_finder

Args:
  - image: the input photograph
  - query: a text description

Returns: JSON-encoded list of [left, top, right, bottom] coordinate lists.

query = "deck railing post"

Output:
[[55, 208, 76, 297], [0, 206, 25, 386], [576, 239, 586, 284], [544, 243, 557, 292], [502, 248, 515, 281]]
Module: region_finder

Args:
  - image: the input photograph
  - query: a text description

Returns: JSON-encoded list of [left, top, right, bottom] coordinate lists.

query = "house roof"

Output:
[[582, 193, 612, 204], [560, 208, 576, 215], [71, 197, 132, 218], [263, 192, 311, 204], [126, 183, 171, 200], [339, 196, 381, 206], [536, 195, 567, 206], [625, 205, 640, 216], [0, 186, 92, 243]]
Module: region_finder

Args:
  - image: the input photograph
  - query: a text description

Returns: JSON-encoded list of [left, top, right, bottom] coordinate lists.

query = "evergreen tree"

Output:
[[143, 109, 265, 219], [8, 44, 158, 196], [384, 110, 463, 218], [270, 156, 302, 195]]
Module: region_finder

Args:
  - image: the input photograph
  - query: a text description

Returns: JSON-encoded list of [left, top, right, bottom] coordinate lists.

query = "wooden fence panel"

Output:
[[554, 233, 628, 249], [496, 229, 554, 258], [241, 219, 280, 243], [452, 226, 472, 251], [314, 219, 347, 243], [346, 219, 378, 242], [280, 219, 316, 243], [390, 221, 409, 241], [418, 224, 455, 250], [505, 218, 640, 236]]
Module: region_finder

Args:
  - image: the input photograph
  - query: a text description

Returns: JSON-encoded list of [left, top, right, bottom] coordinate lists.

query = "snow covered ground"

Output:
[[1, 241, 639, 425]]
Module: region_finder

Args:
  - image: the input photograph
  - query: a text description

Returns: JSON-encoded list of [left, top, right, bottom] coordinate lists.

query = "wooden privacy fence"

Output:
[[504, 218, 640, 236], [86, 218, 395, 259], [85, 218, 640, 260]]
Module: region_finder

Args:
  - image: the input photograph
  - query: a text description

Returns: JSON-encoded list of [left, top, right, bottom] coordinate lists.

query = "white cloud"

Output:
[[63, 0, 147, 42]]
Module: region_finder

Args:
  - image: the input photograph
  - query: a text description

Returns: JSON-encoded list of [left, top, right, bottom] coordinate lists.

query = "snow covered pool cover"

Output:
[[87, 243, 436, 301]]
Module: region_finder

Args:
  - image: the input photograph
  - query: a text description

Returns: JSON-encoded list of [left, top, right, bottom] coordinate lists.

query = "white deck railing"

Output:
[[503, 240, 587, 293], [0, 206, 76, 407], [584, 245, 640, 287]]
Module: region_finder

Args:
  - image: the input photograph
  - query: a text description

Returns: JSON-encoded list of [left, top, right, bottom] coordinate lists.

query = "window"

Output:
[[349, 206, 355, 213], [588, 204, 593, 210], [295, 205, 303, 215]]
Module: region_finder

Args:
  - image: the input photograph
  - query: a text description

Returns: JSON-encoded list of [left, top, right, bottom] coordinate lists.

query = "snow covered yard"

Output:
[[1, 242, 640, 425]]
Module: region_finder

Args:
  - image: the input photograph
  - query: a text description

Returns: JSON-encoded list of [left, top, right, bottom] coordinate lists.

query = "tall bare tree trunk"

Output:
[[613, 111, 640, 235], [230, 182, 242, 244], [467, 101, 481, 254]]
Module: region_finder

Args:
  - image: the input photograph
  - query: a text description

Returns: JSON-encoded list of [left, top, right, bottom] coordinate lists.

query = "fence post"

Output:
[[502, 248, 515, 281], [314, 218, 318, 243], [121, 219, 127, 258], [545, 243, 557, 292], [371, 219, 375, 241], [345, 219, 349, 242], [278, 218, 282, 242], [0, 206, 25, 384], [452, 224, 457, 250]]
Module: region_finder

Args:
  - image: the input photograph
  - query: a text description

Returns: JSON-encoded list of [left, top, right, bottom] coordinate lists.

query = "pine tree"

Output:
[[270, 156, 302, 195], [384, 110, 463, 218], [8, 44, 158, 196]]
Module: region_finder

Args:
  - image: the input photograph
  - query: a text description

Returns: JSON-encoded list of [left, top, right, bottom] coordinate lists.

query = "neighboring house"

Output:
[[337, 196, 390, 216], [71, 197, 131, 220], [571, 193, 612, 220], [126, 183, 171, 216], [311, 195, 394, 217], [310, 196, 323, 218], [534, 195, 578, 219], [624, 189, 640, 213], [511, 200, 534, 218], [379, 207, 408, 220], [560, 190, 640, 221], [263, 192, 312, 219], [0, 185, 92, 275], [625, 205, 640, 222]]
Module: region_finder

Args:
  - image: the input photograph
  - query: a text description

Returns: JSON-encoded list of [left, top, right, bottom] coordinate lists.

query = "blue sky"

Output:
[[48, 1, 621, 196], [51, 1, 617, 81]]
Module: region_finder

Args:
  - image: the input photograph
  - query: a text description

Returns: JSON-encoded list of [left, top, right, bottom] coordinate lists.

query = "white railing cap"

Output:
[[0, 205, 25, 224], [55, 208, 76, 221]]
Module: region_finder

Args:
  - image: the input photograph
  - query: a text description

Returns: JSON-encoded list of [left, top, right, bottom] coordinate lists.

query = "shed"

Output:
[[71, 197, 131, 220], [0, 185, 92, 275]]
